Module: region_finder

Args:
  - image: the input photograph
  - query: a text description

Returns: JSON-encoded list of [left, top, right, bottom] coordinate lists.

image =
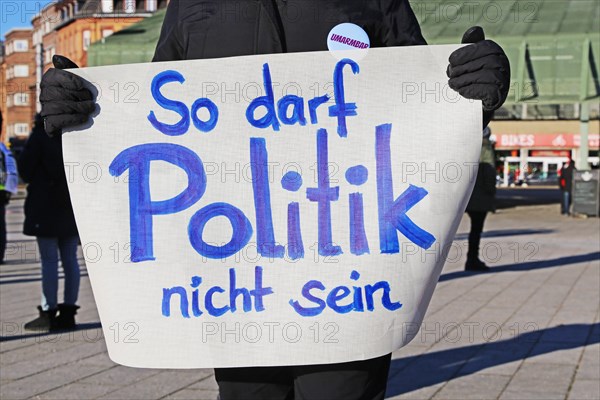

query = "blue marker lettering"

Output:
[[188, 202, 253, 259], [250, 266, 274, 312], [191, 97, 219, 132], [289, 280, 326, 316], [308, 95, 329, 124], [385, 185, 436, 249], [346, 165, 369, 255], [365, 281, 402, 311], [306, 129, 342, 256], [162, 286, 190, 318], [282, 171, 304, 260], [147, 70, 190, 136], [375, 124, 435, 251], [205, 286, 230, 317], [328, 58, 359, 138], [229, 267, 252, 313], [326, 286, 353, 313], [277, 95, 306, 126], [246, 63, 280, 131], [109, 143, 206, 262], [190, 276, 202, 317], [250, 138, 285, 258]]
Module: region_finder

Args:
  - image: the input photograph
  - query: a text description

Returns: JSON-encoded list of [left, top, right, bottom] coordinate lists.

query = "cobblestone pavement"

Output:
[[1, 198, 598, 400]]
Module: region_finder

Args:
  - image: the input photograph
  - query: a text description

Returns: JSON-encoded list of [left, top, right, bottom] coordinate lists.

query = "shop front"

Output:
[[490, 121, 600, 187]]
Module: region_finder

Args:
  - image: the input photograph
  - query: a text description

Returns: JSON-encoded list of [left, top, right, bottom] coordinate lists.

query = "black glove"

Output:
[[447, 26, 510, 115], [40, 55, 96, 136]]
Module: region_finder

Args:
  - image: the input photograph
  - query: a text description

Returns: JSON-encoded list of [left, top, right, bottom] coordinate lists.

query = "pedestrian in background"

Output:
[[18, 114, 81, 331], [0, 110, 20, 264], [559, 157, 575, 216], [465, 126, 497, 272], [0, 109, 7, 265]]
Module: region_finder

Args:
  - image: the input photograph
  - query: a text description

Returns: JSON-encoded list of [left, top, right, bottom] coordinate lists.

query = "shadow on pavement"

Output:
[[0, 322, 102, 342], [386, 323, 600, 398], [495, 187, 561, 209], [454, 228, 554, 241], [439, 251, 600, 283], [0, 271, 89, 285]]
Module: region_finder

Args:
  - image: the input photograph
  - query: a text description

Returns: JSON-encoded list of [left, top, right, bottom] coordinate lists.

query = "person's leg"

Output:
[[58, 236, 80, 306], [214, 366, 293, 400], [54, 236, 81, 329], [293, 353, 392, 400], [466, 211, 488, 270], [37, 237, 60, 310], [0, 202, 6, 264], [565, 191, 571, 215], [25, 237, 59, 330], [561, 191, 568, 214]]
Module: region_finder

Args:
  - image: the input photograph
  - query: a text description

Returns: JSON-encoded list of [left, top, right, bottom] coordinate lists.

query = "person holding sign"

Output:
[[38, 0, 510, 398]]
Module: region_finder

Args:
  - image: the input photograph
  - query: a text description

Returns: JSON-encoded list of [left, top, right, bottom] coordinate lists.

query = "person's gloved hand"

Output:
[[40, 55, 96, 136], [447, 26, 510, 119]]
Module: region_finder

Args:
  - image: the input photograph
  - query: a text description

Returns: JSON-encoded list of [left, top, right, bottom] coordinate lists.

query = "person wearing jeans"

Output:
[[559, 158, 575, 215], [18, 114, 81, 331], [37, 236, 80, 313]]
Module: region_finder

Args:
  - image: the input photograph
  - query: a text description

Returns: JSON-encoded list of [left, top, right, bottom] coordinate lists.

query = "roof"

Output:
[[411, 0, 600, 105], [31, 2, 56, 23], [79, 0, 103, 14], [87, 1, 600, 104], [4, 28, 33, 38], [87, 9, 166, 66], [411, 0, 599, 40]]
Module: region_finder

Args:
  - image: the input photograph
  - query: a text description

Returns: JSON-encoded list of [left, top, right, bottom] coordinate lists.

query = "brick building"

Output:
[[32, 3, 61, 114], [54, 0, 162, 69], [1, 29, 36, 141], [1, 0, 165, 141]]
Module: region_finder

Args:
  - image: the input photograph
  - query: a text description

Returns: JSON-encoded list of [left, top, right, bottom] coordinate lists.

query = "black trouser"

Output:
[[467, 211, 488, 260], [0, 202, 6, 263], [215, 353, 392, 400]]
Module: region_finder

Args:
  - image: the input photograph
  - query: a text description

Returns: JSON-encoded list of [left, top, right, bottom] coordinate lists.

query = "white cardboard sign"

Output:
[[63, 45, 481, 368]]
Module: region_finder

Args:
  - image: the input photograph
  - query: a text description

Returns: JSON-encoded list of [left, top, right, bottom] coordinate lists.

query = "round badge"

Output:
[[327, 23, 370, 61]]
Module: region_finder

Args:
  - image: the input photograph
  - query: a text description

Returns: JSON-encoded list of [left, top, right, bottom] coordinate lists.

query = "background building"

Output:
[[410, 0, 600, 181], [53, 0, 162, 69], [3, 0, 599, 178], [1, 28, 36, 142], [1, 0, 166, 142], [32, 3, 61, 114]]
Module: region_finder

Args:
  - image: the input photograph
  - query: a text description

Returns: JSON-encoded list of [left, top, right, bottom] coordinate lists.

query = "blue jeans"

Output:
[[37, 236, 80, 311], [561, 191, 571, 215]]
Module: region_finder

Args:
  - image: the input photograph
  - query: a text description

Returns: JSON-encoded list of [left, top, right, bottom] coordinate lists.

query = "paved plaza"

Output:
[[1, 194, 599, 400]]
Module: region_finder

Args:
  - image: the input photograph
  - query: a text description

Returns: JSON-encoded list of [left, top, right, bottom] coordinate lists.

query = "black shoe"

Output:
[[465, 258, 490, 272], [24, 306, 57, 331], [54, 304, 80, 331]]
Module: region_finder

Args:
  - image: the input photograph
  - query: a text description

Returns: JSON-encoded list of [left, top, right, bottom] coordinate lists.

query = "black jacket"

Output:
[[466, 136, 496, 213], [153, 0, 426, 62], [559, 163, 574, 192], [18, 117, 78, 238]]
